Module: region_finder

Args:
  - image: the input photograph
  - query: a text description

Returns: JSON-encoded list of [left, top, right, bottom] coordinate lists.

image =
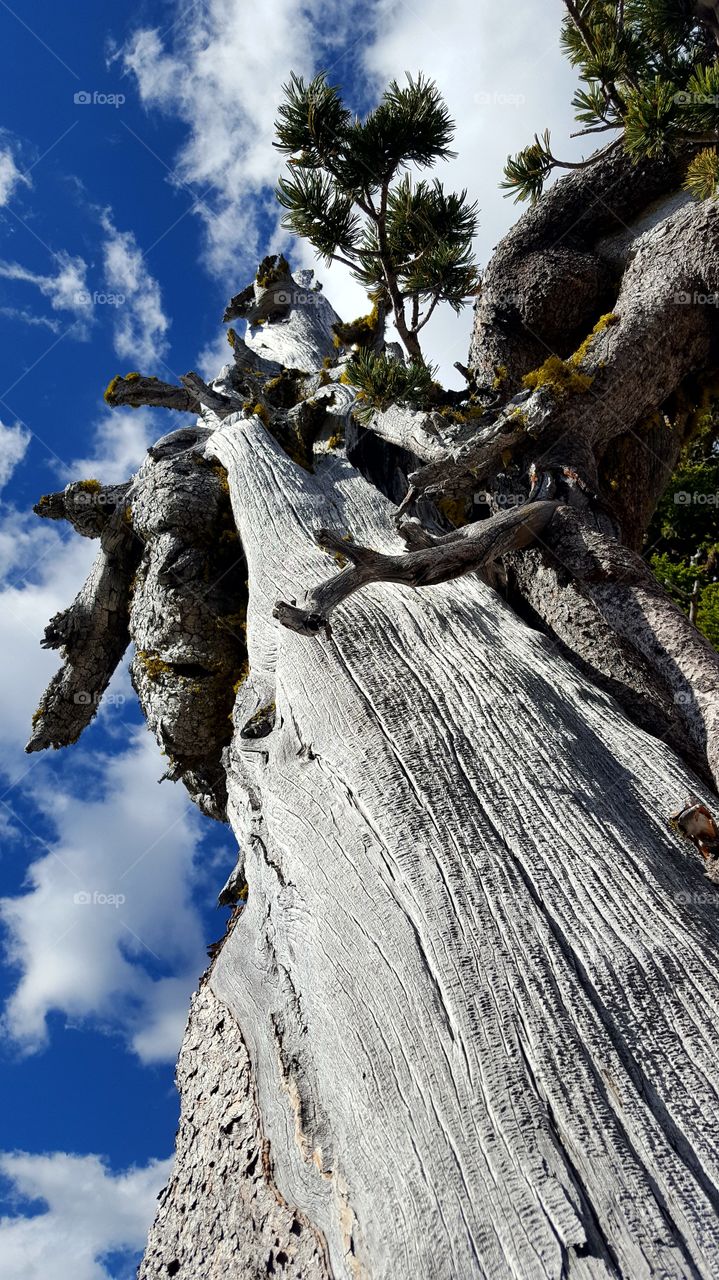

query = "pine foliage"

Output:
[[503, 0, 719, 201], [275, 72, 479, 360]]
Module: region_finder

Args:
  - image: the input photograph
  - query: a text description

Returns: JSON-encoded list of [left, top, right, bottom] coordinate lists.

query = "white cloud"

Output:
[[0, 253, 93, 334], [0, 511, 95, 761], [0, 213, 169, 361], [64, 406, 164, 485], [100, 212, 170, 368], [1, 727, 210, 1063], [121, 2, 371, 276], [0, 497, 219, 1065], [0, 143, 29, 208], [122, 0, 582, 382], [0, 421, 30, 491], [0, 305, 61, 333], [359, 0, 583, 381], [0, 1150, 172, 1280]]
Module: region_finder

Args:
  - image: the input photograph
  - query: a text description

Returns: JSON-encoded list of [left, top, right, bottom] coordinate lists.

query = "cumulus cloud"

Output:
[[121, 0, 582, 381], [1, 727, 210, 1063], [0, 420, 30, 490], [0, 494, 218, 1065], [120, 1, 372, 276], [0, 509, 95, 761], [100, 212, 170, 367], [0, 142, 29, 208], [359, 0, 583, 379], [0, 1149, 172, 1280], [63, 405, 170, 485]]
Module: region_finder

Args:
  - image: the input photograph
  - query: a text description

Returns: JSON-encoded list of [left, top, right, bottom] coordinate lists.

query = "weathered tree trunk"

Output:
[[29, 169, 719, 1278]]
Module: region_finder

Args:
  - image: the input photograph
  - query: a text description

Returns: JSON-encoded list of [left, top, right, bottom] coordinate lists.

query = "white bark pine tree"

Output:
[[25, 11, 719, 1276]]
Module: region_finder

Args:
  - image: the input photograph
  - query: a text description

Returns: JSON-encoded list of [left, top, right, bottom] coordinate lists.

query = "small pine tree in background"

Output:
[[502, 0, 719, 202], [648, 411, 719, 650], [274, 72, 479, 363]]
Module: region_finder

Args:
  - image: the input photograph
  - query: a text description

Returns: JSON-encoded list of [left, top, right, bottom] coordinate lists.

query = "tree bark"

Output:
[[29, 191, 719, 1276]]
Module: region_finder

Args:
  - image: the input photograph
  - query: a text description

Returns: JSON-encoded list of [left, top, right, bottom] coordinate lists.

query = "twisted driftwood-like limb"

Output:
[[26, 500, 140, 752], [541, 507, 719, 790], [34, 480, 132, 539], [469, 146, 689, 392], [273, 501, 559, 635], [180, 372, 238, 418], [105, 374, 201, 413], [413, 196, 719, 505]]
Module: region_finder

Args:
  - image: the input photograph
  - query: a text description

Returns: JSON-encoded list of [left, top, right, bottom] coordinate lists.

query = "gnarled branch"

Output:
[[273, 500, 559, 635]]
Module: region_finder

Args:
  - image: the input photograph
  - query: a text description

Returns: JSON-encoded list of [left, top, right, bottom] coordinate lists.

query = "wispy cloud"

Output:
[[0, 141, 30, 208], [0, 1149, 172, 1280], [100, 212, 170, 368], [0, 253, 93, 333], [0, 304, 61, 333]]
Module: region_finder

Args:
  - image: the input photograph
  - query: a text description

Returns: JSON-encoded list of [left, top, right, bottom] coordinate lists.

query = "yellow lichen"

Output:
[[136, 650, 172, 681], [75, 479, 101, 493], [522, 315, 618, 398], [104, 375, 121, 406], [252, 403, 270, 426], [332, 303, 381, 350], [437, 495, 470, 527], [232, 661, 251, 696], [569, 312, 619, 369], [256, 253, 289, 289], [522, 355, 594, 396], [492, 364, 508, 391]]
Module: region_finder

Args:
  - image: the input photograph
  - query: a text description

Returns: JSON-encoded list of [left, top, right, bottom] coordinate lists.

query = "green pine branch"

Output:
[[503, 0, 719, 203]]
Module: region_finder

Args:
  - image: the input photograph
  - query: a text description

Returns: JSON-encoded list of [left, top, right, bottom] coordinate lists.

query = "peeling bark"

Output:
[[139, 981, 331, 1280]]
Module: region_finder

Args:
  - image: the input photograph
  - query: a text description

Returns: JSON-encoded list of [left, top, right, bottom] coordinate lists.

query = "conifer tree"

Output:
[[274, 71, 479, 362]]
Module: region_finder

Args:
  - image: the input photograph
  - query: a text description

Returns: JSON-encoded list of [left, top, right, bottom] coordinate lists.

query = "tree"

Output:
[[27, 14, 719, 1280], [274, 71, 479, 361]]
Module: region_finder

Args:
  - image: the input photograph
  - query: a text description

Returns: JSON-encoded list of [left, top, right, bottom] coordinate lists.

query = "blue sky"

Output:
[[0, 2, 580, 1276]]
